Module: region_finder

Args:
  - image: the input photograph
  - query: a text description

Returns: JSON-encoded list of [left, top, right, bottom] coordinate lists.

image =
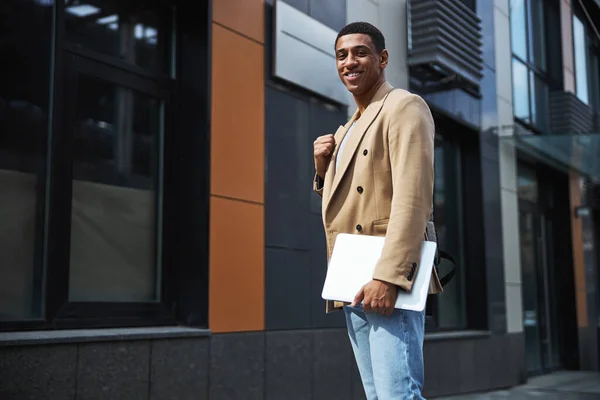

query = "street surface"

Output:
[[437, 371, 600, 399]]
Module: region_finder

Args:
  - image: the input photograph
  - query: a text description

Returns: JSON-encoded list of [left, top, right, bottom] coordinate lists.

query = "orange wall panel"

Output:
[[213, 0, 264, 43], [211, 24, 264, 203], [209, 196, 265, 332], [569, 171, 588, 328]]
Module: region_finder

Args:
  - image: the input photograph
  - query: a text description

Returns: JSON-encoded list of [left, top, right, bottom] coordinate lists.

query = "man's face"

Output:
[[335, 33, 387, 95]]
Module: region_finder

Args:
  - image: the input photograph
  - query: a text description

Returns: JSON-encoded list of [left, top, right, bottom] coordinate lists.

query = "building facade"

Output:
[[0, 0, 598, 399]]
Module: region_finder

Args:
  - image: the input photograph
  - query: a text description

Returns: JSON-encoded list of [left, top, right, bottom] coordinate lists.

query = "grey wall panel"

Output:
[[265, 248, 312, 330], [273, 0, 349, 105], [265, 86, 311, 250], [150, 338, 209, 400], [309, 215, 346, 328], [0, 344, 77, 399], [480, 65, 498, 135], [265, 85, 347, 330], [312, 329, 355, 399], [210, 333, 265, 400], [77, 341, 150, 400], [309, 0, 347, 32], [283, 0, 309, 13], [266, 331, 313, 400]]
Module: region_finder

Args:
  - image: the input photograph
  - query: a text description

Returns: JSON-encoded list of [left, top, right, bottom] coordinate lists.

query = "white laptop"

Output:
[[321, 233, 437, 312]]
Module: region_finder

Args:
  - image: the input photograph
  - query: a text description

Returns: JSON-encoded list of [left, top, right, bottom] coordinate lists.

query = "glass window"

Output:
[[528, 0, 546, 72], [517, 166, 538, 202], [573, 16, 589, 105], [65, 0, 172, 73], [510, 0, 527, 61], [433, 138, 466, 329], [512, 58, 531, 122], [68, 74, 163, 302], [510, 0, 554, 132], [0, 0, 52, 321]]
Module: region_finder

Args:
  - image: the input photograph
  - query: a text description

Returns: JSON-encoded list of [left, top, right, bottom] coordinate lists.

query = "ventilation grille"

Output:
[[407, 0, 483, 90], [549, 91, 594, 134]]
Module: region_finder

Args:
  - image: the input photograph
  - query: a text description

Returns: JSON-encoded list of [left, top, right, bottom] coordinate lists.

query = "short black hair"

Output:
[[335, 22, 386, 53]]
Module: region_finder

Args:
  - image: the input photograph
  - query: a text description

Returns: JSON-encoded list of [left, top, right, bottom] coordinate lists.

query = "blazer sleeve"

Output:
[[372, 95, 435, 292], [313, 172, 324, 197]]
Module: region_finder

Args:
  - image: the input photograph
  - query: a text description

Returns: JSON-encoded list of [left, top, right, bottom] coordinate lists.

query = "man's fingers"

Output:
[[315, 145, 334, 156], [351, 287, 365, 307], [315, 147, 331, 157], [385, 304, 394, 316], [314, 136, 335, 146]]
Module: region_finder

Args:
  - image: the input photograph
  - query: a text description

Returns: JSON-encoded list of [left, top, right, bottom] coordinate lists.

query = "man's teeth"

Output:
[[348, 72, 360, 77]]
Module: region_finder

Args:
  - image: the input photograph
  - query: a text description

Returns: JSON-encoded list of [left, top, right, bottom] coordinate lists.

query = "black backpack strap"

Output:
[[437, 250, 456, 287]]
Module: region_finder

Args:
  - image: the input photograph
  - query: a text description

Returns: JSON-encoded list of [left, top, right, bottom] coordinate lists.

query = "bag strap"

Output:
[[436, 250, 456, 287]]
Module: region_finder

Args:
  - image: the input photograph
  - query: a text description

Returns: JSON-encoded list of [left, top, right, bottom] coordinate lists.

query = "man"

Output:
[[313, 22, 443, 399]]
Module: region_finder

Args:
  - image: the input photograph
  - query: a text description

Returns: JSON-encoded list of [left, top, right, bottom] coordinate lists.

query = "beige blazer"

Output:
[[314, 82, 443, 313]]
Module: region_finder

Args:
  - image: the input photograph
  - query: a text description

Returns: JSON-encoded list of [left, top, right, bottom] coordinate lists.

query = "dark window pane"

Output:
[[510, 0, 527, 61], [512, 58, 530, 122], [68, 75, 162, 302], [530, 72, 549, 131], [65, 0, 171, 73], [0, 0, 51, 320], [433, 138, 466, 329], [528, 0, 546, 71], [591, 52, 600, 112], [573, 16, 589, 105], [517, 166, 537, 202]]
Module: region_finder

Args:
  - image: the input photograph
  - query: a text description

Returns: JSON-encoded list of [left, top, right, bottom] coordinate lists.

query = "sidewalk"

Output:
[[436, 371, 600, 399]]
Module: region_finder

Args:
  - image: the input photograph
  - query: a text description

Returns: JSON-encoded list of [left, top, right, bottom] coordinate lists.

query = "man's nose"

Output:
[[344, 55, 358, 68]]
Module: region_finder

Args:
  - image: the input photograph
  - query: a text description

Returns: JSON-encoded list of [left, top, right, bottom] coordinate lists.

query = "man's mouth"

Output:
[[345, 71, 362, 78]]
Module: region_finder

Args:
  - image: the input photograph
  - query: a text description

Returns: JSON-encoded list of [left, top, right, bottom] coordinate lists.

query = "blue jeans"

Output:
[[344, 305, 426, 400]]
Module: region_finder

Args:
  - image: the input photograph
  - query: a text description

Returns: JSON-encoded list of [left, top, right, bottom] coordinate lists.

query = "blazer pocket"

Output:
[[371, 219, 389, 236]]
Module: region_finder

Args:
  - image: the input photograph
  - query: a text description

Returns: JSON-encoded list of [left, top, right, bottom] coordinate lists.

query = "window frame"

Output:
[[510, 0, 562, 133], [424, 115, 481, 333], [573, 3, 600, 112], [0, 0, 212, 332]]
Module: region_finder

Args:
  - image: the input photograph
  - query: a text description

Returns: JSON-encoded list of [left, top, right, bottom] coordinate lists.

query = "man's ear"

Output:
[[380, 49, 389, 68]]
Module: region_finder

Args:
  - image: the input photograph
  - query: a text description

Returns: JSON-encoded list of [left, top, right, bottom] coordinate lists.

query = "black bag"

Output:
[[429, 221, 456, 289]]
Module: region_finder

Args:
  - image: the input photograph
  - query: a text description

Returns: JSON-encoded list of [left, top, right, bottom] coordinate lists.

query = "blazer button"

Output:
[[356, 224, 362, 232], [357, 186, 363, 194], [363, 149, 368, 156], [407, 273, 414, 281]]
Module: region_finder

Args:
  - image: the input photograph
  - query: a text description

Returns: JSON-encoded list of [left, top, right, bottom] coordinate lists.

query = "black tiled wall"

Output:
[[0, 332, 525, 399]]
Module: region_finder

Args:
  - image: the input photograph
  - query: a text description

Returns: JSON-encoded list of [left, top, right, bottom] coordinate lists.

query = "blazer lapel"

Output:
[[325, 82, 394, 214]]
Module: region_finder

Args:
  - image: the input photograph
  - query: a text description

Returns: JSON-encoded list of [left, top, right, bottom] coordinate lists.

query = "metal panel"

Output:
[[407, 0, 483, 89], [273, 0, 349, 105]]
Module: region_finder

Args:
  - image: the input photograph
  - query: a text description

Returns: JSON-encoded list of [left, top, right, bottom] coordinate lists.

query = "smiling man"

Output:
[[313, 22, 442, 399]]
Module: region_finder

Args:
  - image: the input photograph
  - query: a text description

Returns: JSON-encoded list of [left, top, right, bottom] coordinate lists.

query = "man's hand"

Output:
[[314, 134, 335, 178], [351, 280, 397, 316]]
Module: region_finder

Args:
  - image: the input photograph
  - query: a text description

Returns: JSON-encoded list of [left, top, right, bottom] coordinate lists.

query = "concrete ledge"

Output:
[[425, 330, 492, 342], [0, 326, 211, 347]]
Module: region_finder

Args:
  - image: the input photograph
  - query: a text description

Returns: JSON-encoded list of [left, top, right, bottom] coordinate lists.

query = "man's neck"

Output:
[[353, 79, 387, 117]]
